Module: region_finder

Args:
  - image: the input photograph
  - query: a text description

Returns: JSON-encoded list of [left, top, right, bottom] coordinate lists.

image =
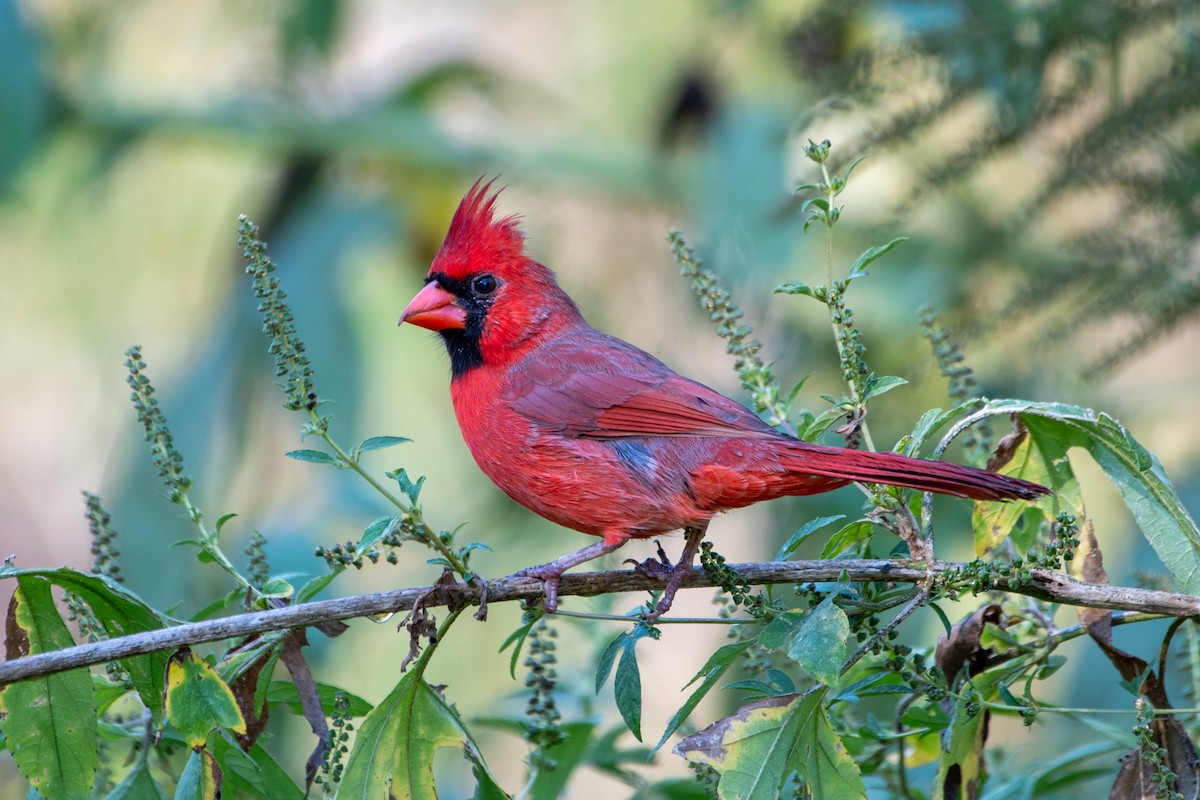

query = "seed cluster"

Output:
[[238, 216, 318, 412]]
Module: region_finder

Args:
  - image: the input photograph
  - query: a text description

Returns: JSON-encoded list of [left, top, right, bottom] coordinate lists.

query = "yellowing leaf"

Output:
[[175, 749, 222, 800], [972, 420, 1079, 554], [165, 648, 246, 749], [0, 576, 97, 800], [962, 400, 1200, 593], [1, 566, 169, 725]]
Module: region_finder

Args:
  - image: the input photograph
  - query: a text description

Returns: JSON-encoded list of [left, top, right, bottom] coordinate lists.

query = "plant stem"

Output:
[[313, 416, 471, 579], [410, 607, 466, 680], [817, 158, 876, 453]]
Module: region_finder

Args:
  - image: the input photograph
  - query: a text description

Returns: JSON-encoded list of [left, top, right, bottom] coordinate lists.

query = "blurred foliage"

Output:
[[1, 0, 1198, 797], [787, 0, 1200, 377]]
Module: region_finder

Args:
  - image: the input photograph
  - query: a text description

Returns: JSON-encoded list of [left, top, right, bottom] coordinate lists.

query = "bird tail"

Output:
[[778, 441, 1049, 502]]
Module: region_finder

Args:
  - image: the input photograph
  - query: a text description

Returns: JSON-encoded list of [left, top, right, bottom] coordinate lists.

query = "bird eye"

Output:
[[472, 274, 498, 295]]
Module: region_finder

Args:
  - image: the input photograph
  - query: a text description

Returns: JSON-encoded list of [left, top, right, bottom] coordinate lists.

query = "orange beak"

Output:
[[400, 281, 467, 331]]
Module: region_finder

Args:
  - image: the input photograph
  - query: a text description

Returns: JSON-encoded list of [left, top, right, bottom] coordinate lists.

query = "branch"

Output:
[[2, 559, 1198, 685]]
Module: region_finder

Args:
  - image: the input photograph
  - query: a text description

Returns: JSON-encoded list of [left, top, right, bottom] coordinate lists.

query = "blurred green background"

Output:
[[1, 0, 1198, 795]]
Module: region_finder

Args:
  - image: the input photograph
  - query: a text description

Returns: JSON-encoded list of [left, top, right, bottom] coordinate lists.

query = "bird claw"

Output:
[[632, 528, 709, 622], [624, 542, 674, 580]]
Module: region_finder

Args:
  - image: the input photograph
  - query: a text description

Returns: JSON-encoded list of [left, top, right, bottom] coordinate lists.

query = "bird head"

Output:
[[400, 180, 582, 377]]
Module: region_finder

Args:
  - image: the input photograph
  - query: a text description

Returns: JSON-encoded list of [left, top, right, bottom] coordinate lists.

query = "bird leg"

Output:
[[635, 524, 709, 622], [515, 539, 625, 613]]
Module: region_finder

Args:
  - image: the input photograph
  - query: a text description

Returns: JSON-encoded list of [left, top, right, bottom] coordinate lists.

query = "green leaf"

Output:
[[833, 671, 909, 703], [847, 237, 907, 279], [165, 648, 247, 748], [928, 602, 954, 637], [821, 520, 874, 559], [775, 514, 845, 560], [295, 569, 341, 604], [1119, 665, 1155, 698], [499, 620, 535, 680], [258, 578, 294, 599], [284, 449, 338, 464], [105, 757, 169, 799], [0, 577, 97, 800], [800, 197, 830, 216], [841, 155, 869, 186], [996, 682, 1021, 709], [900, 703, 950, 732], [459, 542, 492, 561], [1036, 654, 1068, 679], [595, 631, 624, 695], [266, 680, 373, 717], [798, 406, 851, 441], [357, 516, 400, 554], [528, 722, 595, 800], [675, 687, 864, 799], [652, 641, 753, 755], [723, 679, 779, 697], [0, 567, 170, 725], [338, 671, 507, 799], [217, 631, 288, 686], [93, 675, 131, 716], [861, 374, 907, 401], [357, 435, 411, 452], [902, 406, 966, 457], [388, 468, 426, 503], [784, 374, 811, 409], [787, 596, 849, 686], [211, 736, 304, 800], [757, 610, 805, 652], [615, 635, 644, 741], [773, 281, 816, 297]]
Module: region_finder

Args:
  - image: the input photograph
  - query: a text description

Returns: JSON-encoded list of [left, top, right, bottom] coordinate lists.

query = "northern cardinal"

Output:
[[401, 181, 1048, 617]]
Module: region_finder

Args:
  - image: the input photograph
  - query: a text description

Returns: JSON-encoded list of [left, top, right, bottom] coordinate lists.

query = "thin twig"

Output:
[[1, 559, 1198, 685]]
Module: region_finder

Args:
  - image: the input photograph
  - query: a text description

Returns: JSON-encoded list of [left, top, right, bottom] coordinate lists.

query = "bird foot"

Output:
[[640, 563, 691, 622], [624, 541, 674, 580], [514, 563, 565, 613], [630, 526, 709, 622], [513, 538, 626, 615]]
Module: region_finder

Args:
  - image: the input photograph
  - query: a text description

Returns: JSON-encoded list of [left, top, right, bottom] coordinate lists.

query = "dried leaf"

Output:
[[1077, 522, 1170, 707], [279, 632, 329, 788], [986, 417, 1029, 473], [223, 636, 279, 753], [1111, 716, 1200, 800], [935, 604, 1003, 684]]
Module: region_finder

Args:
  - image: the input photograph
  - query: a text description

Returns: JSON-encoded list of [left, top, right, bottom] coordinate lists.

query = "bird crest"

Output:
[[433, 178, 526, 278]]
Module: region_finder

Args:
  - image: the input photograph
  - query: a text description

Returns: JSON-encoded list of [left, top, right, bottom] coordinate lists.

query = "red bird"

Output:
[[401, 182, 1047, 617]]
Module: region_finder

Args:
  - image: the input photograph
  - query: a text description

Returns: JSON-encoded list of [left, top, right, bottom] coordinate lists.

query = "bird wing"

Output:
[[505, 333, 779, 440]]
